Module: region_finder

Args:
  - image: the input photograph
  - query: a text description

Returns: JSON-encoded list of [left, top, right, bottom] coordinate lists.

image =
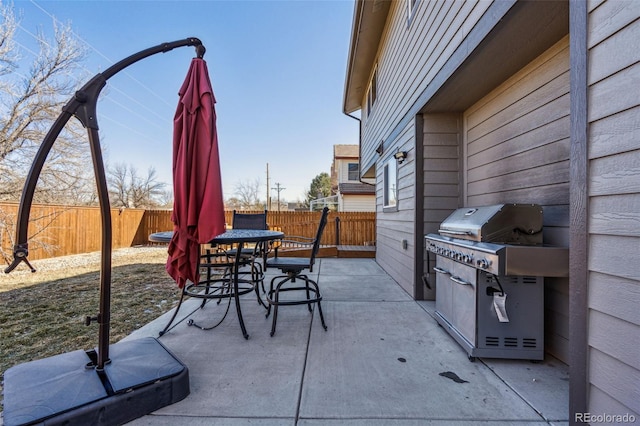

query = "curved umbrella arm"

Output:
[[4, 37, 205, 274], [4, 111, 73, 273], [5, 37, 207, 369]]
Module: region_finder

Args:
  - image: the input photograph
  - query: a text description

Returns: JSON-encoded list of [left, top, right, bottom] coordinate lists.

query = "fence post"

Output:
[[335, 216, 340, 246]]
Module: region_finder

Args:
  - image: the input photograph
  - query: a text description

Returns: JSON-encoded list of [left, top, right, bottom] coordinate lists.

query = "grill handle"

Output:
[[433, 266, 450, 275], [438, 229, 473, 237], [450, 275, 472, 286]]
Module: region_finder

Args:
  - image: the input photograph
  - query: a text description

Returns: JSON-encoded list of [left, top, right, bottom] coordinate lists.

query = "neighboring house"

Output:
[[330, 144, 375, 212], [343, 0, 638, 421], [287, 202, 307, 211]]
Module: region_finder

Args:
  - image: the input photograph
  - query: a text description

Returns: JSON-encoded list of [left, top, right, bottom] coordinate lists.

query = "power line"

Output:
[[14, 22, 170, 131], [271, 182, 285, 212], [28, 0, 174, 109], [9, 26, 166, 147]]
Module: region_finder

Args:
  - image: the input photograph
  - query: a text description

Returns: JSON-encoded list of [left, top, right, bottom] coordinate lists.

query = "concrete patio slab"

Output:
[[134, 301, 315, 420], [318, 258, 388, 276], [299, 421, 553, 426], [123, 258, 568, 425], [318, 274, 413, 302], [481, 357, 570, 422], [300, 301, 544, 422]]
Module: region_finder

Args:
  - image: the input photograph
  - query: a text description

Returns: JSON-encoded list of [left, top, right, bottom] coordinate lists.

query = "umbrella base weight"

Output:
[[3, 337, 189, 426]]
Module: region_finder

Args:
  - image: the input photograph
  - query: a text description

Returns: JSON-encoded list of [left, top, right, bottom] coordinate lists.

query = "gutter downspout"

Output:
[[344, 112, 366, 184], [344, 111, 377, 248]]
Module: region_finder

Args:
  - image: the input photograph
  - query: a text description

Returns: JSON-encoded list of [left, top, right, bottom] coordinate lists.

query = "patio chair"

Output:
[[158, 245, 250, 335], [265, 207, 329, 336], [158, 211, 269, 335], [228, 210, 269, 302], [195, 210, 270, 311], [231, 210, 269, 262]]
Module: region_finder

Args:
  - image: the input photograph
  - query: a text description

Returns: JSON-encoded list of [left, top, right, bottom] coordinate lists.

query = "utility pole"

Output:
[[266, 163, 271, 210], [271, 182, 285, 212]]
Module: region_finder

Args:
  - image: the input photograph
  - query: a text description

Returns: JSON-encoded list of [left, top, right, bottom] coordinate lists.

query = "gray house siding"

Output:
[[376, 121, 415, 296], [364, 0, 492, 296], [586, 0, 640, 416], [360, 0, 491, 175], [346, 0, 639, 416], [421, 113, 462, 301], [463, 37, 571, 362]]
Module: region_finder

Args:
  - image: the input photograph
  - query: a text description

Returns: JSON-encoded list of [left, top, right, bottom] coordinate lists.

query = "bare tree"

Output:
[[0, 206, 66, 265], [0, 1, 18, 79], [224, 197, 243, 210], [156, 189, 174, 209], [0, 1, 93, 204], [233, 178, 264, 210], [107, 163, 166, 208]]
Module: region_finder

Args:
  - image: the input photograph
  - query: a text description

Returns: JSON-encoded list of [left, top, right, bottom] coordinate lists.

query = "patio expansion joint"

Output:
[[295, 415, 552, 423], [479, 358, 553, 423], [294, 306, 315, 425]]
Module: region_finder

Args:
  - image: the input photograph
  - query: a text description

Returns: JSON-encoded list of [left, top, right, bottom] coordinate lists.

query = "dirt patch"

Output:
[[0, 246, 180, 412]]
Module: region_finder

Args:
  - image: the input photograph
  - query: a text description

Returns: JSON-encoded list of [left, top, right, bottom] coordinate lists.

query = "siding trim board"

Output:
[[413, 114, 425, 300], [569, 0, 589, 418]]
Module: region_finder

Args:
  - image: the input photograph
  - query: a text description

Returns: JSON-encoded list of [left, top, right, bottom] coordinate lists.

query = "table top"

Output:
[[149, 229, 284, 244], [148, 231, 174, 243]]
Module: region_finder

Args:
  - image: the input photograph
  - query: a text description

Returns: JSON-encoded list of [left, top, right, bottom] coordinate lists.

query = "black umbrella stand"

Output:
[[3, 38, 205, 426]]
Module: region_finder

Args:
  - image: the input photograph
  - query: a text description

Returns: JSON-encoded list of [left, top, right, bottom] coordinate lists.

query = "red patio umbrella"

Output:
[[167, 57, 225, 288]]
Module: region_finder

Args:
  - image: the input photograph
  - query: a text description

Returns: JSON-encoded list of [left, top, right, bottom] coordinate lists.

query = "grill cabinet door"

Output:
[[450, 261, 477, 346], [434, 257, 453, 323], [435, 257, 477, 346]]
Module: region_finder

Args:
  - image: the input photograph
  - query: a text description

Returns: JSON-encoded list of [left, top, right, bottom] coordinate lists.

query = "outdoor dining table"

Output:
[[149, 229, 284, 338]]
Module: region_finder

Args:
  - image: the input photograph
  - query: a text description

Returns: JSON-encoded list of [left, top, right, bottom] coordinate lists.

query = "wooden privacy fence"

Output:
[[0, 203, 375, 262], [143, 210, 377, 248], [0, 203, 147, 261]]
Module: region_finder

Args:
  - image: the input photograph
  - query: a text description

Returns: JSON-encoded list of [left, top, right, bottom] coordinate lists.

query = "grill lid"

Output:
[[438, 204, 543, 244]]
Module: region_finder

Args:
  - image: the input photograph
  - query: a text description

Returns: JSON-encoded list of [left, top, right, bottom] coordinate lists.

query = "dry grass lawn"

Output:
[[0, 246, 180, 411]]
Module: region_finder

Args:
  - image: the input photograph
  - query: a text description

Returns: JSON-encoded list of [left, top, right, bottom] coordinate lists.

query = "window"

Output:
[[366, 65, 377, 116], [407, 0, 420, 26], [383, 158, 397, 210], [347, 163, 359, 181]]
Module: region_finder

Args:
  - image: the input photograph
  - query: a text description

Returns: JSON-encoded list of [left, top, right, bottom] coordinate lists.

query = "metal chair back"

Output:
[[232, 210, 268, 230], [309, 207, 330, 267]]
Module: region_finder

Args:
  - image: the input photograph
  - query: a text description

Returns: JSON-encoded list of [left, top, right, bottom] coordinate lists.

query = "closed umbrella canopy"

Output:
[[167, 58, 225, 288]]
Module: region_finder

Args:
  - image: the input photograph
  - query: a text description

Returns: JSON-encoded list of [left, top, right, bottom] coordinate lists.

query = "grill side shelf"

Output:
[[503, 245, 569, 277]]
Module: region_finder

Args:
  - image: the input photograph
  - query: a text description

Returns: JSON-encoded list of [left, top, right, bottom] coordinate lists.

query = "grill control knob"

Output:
[[476, 259, 490, 269], [463, 254, 472, 264]]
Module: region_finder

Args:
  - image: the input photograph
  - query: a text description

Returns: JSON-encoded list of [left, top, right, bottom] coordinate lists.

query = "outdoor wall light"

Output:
[[376, 141, 384, 156], [394, 150, 408, 164]]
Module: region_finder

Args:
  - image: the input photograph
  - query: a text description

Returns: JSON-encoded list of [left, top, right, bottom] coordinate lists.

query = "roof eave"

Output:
[[343, 0, 391, 114]]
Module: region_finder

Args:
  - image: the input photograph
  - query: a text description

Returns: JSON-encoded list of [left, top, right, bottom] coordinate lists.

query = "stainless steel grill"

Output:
[[425, 204, 568, 361], [437, 203, 543, 244]]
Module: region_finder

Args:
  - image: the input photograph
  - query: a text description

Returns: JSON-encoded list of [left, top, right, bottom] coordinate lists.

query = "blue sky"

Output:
[[11, 0, 359, 202]]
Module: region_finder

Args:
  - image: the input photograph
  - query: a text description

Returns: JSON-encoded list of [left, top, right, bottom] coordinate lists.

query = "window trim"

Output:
[[366, 65, 377, 117], [382, 157, 398, 212]]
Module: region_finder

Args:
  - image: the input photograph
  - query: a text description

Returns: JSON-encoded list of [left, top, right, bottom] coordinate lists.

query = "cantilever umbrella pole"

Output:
[[5, 37, 206, 370]]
